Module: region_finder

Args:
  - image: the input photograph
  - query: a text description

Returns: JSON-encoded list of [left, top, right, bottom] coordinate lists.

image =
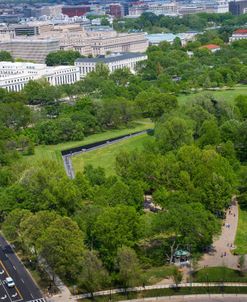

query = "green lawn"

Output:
[[22, 119, 153, 167], [178, 85, 247, 105], [72, 133, 154, 176], [193, 267, 247, 282], [235, 207, 247, 255], [142, 265, 175, 285]]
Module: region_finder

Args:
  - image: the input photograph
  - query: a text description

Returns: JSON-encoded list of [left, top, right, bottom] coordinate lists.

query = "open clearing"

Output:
[[178, 85, 247, 104], [72, 133, 154, 176], [23, 119, 153, 167]]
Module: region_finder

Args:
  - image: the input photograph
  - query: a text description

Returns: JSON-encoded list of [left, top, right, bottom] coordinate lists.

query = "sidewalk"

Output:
[[74, 282, 247, 300], [199, 202, 239, 269]]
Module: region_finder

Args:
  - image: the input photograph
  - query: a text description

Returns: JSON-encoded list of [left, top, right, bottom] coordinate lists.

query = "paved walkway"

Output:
[[74, 282, 247, 300], [199, 202, 239, 269]]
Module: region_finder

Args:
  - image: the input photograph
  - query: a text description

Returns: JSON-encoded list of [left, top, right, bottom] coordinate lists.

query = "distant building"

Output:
[[0, 61, 80, 92], [75, 52, 147, 77], [146, 32, 197, 46], [229, 0, 247, 15], [12, 23, 53, 36], [200, 44, 221, 52], [109, 4, 124, 18], [0, 39, 60, 63], [230, 29, 247, 42], [62, 6, 91, 17]]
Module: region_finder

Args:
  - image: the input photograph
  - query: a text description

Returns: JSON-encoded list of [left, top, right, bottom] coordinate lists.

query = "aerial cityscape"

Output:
[[0, 0, 246, 302]]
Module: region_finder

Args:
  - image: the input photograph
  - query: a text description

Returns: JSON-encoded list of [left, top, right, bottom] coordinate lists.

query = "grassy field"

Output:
[[193, 267, 247, 282], [72, 133, 154, 176], [178, 85, 247, 105], [22, 119, 153, 167], [142, 265, 175, 285], [234, 207, 247, 255]]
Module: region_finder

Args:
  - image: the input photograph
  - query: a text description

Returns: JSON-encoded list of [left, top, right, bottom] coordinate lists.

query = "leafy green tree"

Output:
[[46, 50, 81, 66], [19, 211, 59, 257], [153, 203, 220, 255], [38, 216, 85, 280], [235, 95, 247, 119], [84, 165, 106, 186], [117, 246, 141, 289], [2, 208, 31, 244], [197, 119, 221, 147], [155, 117, 193, 153], [23, 79, 61, 104], [0, 102, 31, 130], [0, 51, 13, 62], [92, 205, 140, 268], [79, 250, 109, 297]]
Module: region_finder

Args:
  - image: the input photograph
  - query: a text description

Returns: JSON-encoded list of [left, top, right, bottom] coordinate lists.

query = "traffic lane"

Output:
[[0, 282, 12, 302], [0, 260, 23, 302], [0, 247, 30, 301], [0, 236, 43, 300]]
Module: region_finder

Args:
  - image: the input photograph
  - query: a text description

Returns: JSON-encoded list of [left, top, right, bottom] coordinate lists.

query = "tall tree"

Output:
[[79, 250, 109, 297], [117, 246, 141, 289]]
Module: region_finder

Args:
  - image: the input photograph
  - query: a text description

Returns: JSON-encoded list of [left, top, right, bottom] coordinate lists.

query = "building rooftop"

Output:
[[200, 44, 220, 50], [76, 52, 147, 63], [234, 29, 247, 35]]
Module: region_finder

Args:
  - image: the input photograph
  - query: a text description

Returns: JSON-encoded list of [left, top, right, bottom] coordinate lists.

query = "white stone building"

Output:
[[230, 29, 247, 42], [0, 61, 80, 92], [75, 52, 147, 78]]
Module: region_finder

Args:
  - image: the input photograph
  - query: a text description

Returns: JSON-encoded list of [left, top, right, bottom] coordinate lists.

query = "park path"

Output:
[[198, 201, 239, 269], [74, 282, 247, 300]]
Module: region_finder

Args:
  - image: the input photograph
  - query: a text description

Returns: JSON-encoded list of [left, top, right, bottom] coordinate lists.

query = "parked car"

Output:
[[5, 277, 15, 288]]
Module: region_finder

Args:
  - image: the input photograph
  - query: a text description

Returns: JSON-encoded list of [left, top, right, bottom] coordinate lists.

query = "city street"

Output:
[[0, 236, 45, 302]]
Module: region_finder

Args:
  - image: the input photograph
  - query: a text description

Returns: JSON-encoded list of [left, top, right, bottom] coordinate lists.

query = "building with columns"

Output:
[[75, 52, 147, 78], [0, 61, 80, 92], [230, 29, 247, 42]]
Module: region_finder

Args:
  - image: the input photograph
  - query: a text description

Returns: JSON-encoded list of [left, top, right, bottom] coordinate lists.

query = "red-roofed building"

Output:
[[200, 44, 221, 52], [230, 29, 247, 42]]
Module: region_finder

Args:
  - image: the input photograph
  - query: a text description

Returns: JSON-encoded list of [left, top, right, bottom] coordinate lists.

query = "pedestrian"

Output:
[[224, 252, 226, 256]]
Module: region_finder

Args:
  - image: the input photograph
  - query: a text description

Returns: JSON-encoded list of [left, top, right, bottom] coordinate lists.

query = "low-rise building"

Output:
[[75, 52, 147, 77], [0, 61, 80, 92], [200, 44, 221, 53], [230, 29, 247, 42]]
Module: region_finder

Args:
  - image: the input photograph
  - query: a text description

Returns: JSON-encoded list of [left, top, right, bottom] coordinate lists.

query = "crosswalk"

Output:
[[26, 299, 46, 302]]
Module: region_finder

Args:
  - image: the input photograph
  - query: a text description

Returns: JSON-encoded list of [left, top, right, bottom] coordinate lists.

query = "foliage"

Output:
[[46, 50, 82, 66], [0, 51, 13, 62]]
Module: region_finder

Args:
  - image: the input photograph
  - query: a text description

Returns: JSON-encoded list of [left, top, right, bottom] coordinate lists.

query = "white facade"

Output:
[[75, 53, 147, 78], [0, 62, 80, 92], [230, 30, 247, 42]]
